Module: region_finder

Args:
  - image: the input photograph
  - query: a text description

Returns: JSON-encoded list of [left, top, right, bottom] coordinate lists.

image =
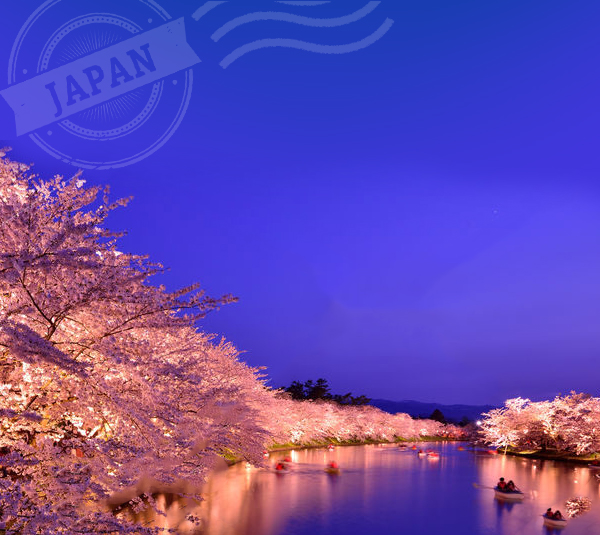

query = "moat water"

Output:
[[148, 442, 600, 534]]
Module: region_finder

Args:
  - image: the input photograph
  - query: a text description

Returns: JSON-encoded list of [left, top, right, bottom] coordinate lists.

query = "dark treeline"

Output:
[[414, 409, 469, 426], [283, 378, 371, 406]]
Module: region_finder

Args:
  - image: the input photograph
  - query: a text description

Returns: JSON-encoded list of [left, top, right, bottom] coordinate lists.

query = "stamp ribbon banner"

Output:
[[0, 18, 200, 136]]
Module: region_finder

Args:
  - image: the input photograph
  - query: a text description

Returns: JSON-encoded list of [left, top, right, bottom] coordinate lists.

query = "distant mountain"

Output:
[[370, 399, 496, 423]]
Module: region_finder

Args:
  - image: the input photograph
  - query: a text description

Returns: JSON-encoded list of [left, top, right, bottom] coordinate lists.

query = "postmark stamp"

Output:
[[1, 1, 393, 170]]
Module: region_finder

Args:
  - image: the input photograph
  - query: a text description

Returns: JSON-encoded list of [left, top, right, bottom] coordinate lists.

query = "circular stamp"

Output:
[[8, 0, 198, 169]]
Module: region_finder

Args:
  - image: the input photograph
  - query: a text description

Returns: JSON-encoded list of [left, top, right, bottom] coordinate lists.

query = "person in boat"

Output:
[[497, 477, 507, 490], [545, 508, 554, 518], [553, 510, 563, 520], [325, 461, 339, 473], [506, 480, 517, 492]]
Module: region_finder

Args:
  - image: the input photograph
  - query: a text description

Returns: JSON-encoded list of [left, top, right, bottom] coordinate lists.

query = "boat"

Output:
[[427, 452, 440, 459], [274, 461, 289, 472], [543, 515, 567, 529], [325, 462, 340, 475], [494, 487, 525, 501]]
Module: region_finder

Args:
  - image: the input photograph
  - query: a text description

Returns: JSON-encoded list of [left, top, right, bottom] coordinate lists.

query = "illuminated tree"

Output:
[[265, 393, 461, 446], [0, 155, 269, 533], [479, 393, 600, 455]]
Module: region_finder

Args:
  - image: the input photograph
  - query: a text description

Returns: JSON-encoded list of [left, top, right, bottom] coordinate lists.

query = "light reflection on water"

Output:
[[151, 443, 600, 534]]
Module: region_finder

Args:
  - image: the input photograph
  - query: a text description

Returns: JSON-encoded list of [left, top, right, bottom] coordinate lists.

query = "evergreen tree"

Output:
[[429, 409, 447, 423]]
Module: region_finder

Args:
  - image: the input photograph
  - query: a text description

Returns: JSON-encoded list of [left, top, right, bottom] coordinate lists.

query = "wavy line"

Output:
[[276, 1, 331, 5], [192, 1, 228, 21], [212, 1, 380, 42], [220, 18, 393, 69]]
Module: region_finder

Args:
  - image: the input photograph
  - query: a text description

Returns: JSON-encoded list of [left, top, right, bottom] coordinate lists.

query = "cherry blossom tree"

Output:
[[479, 393, 600, 456], [264, 393, 462, 446], [0, 155, 270, 533]]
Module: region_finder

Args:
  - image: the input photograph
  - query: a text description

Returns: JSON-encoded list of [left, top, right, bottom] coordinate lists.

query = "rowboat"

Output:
[[494, 487, 524, 501], [325, 461, 340, 475], [543, 515, 566, 529], [274, 461, 290, 472]]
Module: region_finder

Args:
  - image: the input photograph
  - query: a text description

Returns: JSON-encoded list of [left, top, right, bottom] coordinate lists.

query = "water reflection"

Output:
[[144, 443, 600, 534]]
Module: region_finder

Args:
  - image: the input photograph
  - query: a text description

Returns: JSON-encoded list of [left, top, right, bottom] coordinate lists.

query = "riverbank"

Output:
[[220, 436, 464, 464], [267, 435, 463, 453], [499, 447, 600, 466]]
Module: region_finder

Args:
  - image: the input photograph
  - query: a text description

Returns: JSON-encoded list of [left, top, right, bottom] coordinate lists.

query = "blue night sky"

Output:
[[1, 1, 600, 405]]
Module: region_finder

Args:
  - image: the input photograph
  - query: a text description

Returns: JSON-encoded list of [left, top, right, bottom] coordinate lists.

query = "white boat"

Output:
[[494, 488, 524, 501], [543, 515, 567, 529]]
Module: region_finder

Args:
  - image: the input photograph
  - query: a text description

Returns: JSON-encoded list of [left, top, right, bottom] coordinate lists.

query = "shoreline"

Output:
[[267, 435, 463, 453], [497, 448, 600, 466], [222, 436, 466, 465]]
